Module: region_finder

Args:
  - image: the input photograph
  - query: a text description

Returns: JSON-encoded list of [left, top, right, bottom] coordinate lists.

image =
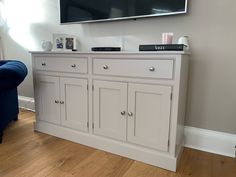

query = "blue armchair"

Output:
[[0, 60, 28, 143]]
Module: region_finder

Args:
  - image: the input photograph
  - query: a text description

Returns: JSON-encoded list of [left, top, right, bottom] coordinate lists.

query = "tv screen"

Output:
[[60, 0, 188, 23]]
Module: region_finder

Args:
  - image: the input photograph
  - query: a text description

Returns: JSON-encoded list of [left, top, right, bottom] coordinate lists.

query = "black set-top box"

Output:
[[139, 44, 186, 51], [92, 47, 121, 52]]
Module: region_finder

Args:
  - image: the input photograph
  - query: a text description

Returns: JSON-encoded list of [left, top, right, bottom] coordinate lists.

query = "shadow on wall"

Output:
[[1, 31, 33, 97], [185, 50, 209, 128]]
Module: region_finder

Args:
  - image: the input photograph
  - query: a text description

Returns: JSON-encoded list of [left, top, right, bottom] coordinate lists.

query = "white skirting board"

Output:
[[18, 96, 35, 111], [184, 126, 236, 158], [18, 96, 236, 158]]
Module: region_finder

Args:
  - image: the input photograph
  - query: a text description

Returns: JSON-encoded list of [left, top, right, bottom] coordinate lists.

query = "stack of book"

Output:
[[139, 44, 186, 51]]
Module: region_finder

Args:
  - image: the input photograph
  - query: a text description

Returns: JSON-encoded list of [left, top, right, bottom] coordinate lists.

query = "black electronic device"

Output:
[[139, 44, 186, 51], [60, 0, 188, 23], [91, 47, 121, 52]]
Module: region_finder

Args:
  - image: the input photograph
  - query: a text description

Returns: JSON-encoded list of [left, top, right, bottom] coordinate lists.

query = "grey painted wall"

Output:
[[0, 0, 236, 134]]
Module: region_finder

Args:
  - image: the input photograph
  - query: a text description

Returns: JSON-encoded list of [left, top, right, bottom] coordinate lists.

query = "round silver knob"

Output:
[[121, 111, 126, 115], [60, 101, 64, 104], [71, 64, 76, 68], [149, 67, 155, 72], [128, 112, 133, 117], [55, 100, 59, 104], [103, 65, 109, 70], [42, 62, 46, 66]]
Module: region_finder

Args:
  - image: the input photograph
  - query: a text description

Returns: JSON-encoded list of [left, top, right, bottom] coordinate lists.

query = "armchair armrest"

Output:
[[0, 60, 28, 91]]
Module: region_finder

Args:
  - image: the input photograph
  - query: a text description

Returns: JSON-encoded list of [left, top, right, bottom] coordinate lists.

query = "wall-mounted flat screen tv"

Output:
[[60, 0, 188, 24]]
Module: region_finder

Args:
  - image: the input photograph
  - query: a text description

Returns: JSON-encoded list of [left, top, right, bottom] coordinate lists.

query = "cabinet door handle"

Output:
[[42, 62, 46, 66], [128, 112, 133, 117], [55, 100, 59, 104], [149, 67, 155, 72], [60, 101, 64, 104], [103, 65, 109, 70], [121, 111, 126, 115], [71, 64, 76, 68]]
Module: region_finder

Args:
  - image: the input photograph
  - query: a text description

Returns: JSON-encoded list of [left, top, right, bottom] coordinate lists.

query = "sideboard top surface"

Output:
[[30, 51, 190, 55]]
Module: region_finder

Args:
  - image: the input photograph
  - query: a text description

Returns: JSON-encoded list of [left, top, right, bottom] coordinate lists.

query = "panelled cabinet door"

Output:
[[35, 75, 60, 124], [93, 80, 127, 141], [127, 83, 172, 152], [60, 78, 88, 132]]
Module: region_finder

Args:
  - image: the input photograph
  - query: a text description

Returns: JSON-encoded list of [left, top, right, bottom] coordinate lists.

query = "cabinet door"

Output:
[[60, 78, 88, 132], [127, 83, 171, 152], [35, 75, 60, 124], [93, 80, 127, 141]]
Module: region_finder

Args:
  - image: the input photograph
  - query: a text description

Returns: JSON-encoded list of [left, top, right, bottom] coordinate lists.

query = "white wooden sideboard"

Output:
[[31, 51, 189, 171]]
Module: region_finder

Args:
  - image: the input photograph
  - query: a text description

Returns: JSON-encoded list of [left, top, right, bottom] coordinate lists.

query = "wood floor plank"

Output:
[[32, 143, 96, 177], [68, 151, 134, 177], [4, 142, 94, 177], [0, 137, 68, 176], [0, 109, 236, 177]]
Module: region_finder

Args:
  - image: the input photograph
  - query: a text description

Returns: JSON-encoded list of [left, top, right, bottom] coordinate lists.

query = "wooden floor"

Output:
[[0, 110, 236, 177]]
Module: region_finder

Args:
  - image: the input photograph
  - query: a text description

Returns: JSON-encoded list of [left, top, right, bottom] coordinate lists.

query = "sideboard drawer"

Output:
[[35, 57, 88, 74], [93, 59, 174, 79]]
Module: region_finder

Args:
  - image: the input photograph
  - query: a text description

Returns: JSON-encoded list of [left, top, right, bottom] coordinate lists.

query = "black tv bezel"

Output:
[[59, 0, 188, 24]]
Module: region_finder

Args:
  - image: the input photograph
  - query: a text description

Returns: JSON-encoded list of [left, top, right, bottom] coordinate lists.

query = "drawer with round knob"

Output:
[[93, 59, 174, 79], [35, 57, 88, 74]]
